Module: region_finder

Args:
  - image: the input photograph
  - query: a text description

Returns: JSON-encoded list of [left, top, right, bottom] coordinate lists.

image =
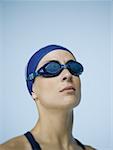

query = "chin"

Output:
[[60, 97, 80, 109]]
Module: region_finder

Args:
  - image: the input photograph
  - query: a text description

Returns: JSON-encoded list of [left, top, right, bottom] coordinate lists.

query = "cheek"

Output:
[[34, 77, 81, 109], [36, 78, 58, 106], [74, 78, 81, 99]]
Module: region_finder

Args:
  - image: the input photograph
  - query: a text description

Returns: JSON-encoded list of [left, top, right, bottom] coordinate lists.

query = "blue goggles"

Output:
[[27, 60, 84, 81]]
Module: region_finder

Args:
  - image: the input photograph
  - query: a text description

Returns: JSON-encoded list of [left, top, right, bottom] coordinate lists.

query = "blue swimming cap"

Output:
[[26, 44, 74, 95]]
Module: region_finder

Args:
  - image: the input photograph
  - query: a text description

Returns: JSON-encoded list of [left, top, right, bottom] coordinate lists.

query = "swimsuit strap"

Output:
[[75, 138, 86, 150], [24, 132, 41, 150], [25, 132, 85, 150]]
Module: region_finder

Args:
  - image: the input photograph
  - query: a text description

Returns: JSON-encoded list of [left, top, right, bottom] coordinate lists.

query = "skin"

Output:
[[0, 50, 95, 150], [31, 50, 81, 150]]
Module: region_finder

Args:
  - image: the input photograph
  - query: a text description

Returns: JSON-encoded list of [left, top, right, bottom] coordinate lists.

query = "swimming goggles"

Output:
[[27, 60, 84, 81]]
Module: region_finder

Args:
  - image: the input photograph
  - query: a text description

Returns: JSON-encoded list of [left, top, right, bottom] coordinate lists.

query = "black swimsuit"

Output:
[[24, 132, 85, 150]]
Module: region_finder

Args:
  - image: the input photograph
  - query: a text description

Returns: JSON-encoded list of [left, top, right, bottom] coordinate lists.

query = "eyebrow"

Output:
[[36, 59, 76, 71], [42, 59, 76, 64]]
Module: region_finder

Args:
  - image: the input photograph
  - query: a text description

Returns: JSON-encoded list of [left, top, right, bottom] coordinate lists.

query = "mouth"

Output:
[[59, 86, 76, 92]]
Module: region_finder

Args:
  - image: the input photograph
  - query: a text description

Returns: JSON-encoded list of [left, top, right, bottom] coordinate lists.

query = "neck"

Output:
[[32, 104, 74, 145]]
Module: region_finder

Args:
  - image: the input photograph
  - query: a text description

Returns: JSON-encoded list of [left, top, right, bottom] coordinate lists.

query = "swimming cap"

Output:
[[26, 44, 74, 95]]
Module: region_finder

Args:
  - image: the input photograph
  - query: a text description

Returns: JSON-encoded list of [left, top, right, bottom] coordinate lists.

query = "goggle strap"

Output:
[[27, 72, 39, 81]]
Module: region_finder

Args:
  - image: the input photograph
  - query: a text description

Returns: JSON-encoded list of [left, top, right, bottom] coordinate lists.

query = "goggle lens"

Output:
[[67, 61, 83, 76], [44, 61, 61, 75]]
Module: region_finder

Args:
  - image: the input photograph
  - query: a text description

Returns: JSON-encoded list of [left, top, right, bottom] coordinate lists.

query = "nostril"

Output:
[[61, 69, 72, 81], [63, 77, 67, 80]]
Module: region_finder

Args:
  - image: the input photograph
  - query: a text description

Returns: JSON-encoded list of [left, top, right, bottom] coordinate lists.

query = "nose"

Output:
[[61, 69, 73, 82]]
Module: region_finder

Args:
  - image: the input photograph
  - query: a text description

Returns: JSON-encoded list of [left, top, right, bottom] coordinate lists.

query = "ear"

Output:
[[31, 91, 38, 100], [32, 83, 38, 100]]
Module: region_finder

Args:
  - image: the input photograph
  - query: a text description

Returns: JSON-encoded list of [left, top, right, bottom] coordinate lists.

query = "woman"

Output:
[[0, 45, 96, 150]]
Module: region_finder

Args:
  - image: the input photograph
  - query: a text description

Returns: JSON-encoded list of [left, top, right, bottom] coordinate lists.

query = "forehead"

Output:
[[37, 50, 76, 69]]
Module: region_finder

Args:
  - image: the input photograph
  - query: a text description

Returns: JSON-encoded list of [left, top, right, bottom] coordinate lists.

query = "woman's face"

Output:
[[32, 50, 81, 110]]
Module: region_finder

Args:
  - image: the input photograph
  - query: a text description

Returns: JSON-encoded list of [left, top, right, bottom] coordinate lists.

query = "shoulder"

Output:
[[85, 145, 97, 150], [0, 135, 30, 150]]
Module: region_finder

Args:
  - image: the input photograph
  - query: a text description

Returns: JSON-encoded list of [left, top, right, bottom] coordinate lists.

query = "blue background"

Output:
[[0, 1, 112, 150]]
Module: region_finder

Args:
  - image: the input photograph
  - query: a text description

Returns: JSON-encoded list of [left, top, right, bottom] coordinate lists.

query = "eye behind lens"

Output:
[[45, 62, 61, 74], [67, 61, 84, 76]]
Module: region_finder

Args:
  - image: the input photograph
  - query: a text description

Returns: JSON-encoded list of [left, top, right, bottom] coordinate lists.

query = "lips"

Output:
[[59, 86, 75, 92]]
